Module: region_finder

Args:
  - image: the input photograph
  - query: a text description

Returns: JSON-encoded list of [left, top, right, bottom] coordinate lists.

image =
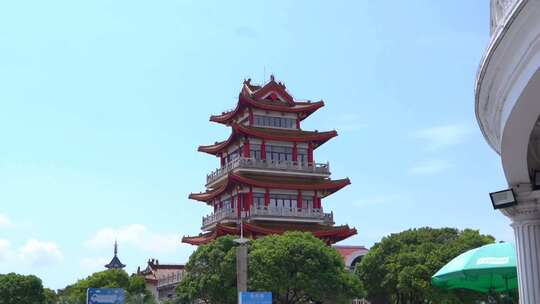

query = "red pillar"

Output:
[[292, 142, 298, 162], [214, 200, 217, 212], [307, 142, 313, 165], [220, 154, 225, 167], [243, 138, 250, 158], [313, 190, 318, 209], [296, 116, 300, 129], [261, 140, 266, 160], [248, 108, 254, 126], [264, 188, 270, 207], [297, 190, 303, 209]]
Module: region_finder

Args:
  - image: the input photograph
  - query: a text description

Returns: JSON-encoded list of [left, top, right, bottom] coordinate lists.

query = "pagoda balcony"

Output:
[[157, 271, 185, 288], [201, 207, 334, 230], [206, 157, 330, 186]]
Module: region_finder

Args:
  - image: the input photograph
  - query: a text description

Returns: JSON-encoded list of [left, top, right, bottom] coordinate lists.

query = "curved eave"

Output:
[[182, 231, 216, 245], [230, 173, 351, 193], [188, 173, 350, 203], [188, 182, 229, 203], [197, 132, 236, 155], [182, 223, 357, 246], [234, 123, 337, 144], [475, 0, 528, 154], [209, 94, 324, 125], [197, 124, 337, 156]]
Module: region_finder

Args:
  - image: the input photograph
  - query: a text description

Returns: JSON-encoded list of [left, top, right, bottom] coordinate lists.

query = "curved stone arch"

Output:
[[476, 0, 540, 185], [345, 250, 368, 269], [501, 66, 540, 185]]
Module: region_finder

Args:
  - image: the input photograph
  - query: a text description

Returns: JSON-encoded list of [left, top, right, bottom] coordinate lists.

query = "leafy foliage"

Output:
[[57, 269, 155, 304], [0, 272, 46, 304], [175, 235, 239, 304], [44, 288, 58, 304], [175, 232, 363, 304], [356, 227, 500, 304], [248, 232, 364, 304]]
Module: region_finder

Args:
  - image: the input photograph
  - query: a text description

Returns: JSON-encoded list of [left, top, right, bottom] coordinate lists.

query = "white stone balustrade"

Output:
[[202, 208, 238, 228], [202, 207, 333, 229], [157, 271, 185, 288], [206, 157, 330, 185]]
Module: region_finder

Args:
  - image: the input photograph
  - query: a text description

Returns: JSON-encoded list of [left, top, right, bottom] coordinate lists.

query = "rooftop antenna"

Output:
[[263, 66, 266, 84]]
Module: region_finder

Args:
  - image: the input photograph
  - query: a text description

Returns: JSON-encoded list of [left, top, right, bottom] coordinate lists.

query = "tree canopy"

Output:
[[248, 232, 363, 304], [175, 232, 363, 304], [0, 272, 46, 304], [174, 235, 242, 304], [356, 227, 498, 304], [57, 269, 155, 304]]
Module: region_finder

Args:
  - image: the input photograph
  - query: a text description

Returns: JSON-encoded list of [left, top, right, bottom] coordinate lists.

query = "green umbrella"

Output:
[[432, 242, 518, 293]]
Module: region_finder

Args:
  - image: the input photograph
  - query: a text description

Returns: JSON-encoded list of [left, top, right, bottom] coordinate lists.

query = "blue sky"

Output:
[[0, 0, 510, 290]]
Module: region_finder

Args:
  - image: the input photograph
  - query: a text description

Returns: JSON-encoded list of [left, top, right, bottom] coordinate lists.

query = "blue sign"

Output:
[[87, 288, 125, 304], [239, 292, 272, 304]]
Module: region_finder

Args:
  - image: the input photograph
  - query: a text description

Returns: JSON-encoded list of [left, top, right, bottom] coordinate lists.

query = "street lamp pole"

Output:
[[235, 211, 249, 294]]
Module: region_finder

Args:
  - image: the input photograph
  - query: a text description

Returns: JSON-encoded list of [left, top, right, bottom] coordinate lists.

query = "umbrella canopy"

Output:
[[432, 242, 517, 293]]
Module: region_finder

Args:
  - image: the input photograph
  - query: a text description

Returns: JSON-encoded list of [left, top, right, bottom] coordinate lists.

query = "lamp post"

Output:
[[234, 211, 249, 294]]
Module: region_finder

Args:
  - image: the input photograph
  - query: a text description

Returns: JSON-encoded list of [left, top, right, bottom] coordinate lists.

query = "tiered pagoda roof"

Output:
[[189, 172, 350, 204], [105, 241, 126, 270], [198, 123, 337, 155], [182, 222, 357, 246], [209, 77, 324, 125]]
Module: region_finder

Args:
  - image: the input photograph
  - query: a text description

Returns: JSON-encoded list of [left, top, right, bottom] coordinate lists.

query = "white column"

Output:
[[512, 220, 540, 303], [502, 188, 540, 304]]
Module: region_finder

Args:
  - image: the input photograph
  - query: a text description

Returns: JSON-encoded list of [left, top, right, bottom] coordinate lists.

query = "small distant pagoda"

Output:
[[182, 76, 357, 245], [105, 241, 126, 270]]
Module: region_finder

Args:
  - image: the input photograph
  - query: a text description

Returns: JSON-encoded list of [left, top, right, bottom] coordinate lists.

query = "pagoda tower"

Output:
[[105, 241, 126, 270], [182, 76, 356, 246]]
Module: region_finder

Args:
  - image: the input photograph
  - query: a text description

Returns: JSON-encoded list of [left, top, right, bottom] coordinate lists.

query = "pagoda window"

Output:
[[250, 144, 262, 160], [303, 198, 314, 209], [266, 145, 293, 162], [268, 194, 297, 209], [253, 193, 265, 209], [253, 115, 296, 129], [297, 148, 308, 164], [222, 197, 232, 210], [225, 147, 241, 164]]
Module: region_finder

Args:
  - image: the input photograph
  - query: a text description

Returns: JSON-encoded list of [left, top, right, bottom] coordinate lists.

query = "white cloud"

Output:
[[0, 213, 12, 228], [18, 239, 63, 266], [412, 123, 472, 150], [409, 159, 452, 175], [85, 224, 181, 253]]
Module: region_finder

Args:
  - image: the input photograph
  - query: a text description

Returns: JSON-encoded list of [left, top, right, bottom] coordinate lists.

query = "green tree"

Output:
[[175, 232, 364, 304], [44, 288, 58, 304], [356, 227, 496, 304], [249, 232, 364, 304], [175, 235, 239, 304], [57, 269, 155, 304], [0, 272, 46, 304]]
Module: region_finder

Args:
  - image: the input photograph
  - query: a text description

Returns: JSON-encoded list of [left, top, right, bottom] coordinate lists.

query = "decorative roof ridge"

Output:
[[209, 94, 324, 124]]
